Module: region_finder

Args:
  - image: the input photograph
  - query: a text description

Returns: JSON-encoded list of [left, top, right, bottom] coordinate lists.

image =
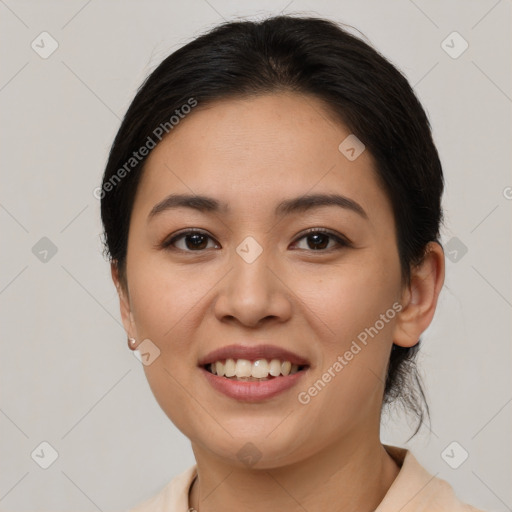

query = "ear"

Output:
[[393, 242, 445, 348], [111, 261, 138, 342]]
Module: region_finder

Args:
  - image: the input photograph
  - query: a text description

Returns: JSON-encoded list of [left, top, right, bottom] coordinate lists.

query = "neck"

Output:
[[189, 431, 400, 512]]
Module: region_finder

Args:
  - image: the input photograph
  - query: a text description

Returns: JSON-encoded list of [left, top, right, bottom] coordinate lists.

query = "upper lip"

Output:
[[198, 344, 310, 366]]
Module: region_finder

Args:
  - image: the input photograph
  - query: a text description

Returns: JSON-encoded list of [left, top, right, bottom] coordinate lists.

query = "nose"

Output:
[[213, 245, 293, 329]]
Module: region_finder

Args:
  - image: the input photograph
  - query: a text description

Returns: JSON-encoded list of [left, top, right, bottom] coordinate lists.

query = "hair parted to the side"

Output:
[[100, 15, 444, 438]]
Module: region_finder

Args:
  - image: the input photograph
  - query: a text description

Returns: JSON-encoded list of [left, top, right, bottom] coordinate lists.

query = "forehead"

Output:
[[133, 92, 392, 223]]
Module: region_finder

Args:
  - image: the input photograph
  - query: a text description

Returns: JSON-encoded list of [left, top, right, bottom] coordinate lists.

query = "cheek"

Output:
[[292, 253, 400, 406], [126, 259, 206, 432], [293, 254, 401, 345], [295, 288, 397, 439], [127, 252, 210, 343]]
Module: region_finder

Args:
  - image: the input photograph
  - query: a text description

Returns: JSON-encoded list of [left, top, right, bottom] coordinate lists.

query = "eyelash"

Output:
[[160, 227, 352, 253]]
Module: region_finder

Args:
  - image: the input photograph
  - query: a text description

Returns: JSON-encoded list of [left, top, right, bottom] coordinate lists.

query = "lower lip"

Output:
[[200, 367, 307, 402]]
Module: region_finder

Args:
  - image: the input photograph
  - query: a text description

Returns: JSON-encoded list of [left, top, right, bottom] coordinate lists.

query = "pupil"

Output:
[[187, 234, 207, 250], [308, 233, 328, 250]]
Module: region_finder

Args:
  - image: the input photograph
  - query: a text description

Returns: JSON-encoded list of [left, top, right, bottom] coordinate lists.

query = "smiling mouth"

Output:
[[204, 358, 308, 381]]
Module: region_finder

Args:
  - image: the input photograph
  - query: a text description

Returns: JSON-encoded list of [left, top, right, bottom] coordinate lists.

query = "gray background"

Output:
[[0, 0, 510, 511]]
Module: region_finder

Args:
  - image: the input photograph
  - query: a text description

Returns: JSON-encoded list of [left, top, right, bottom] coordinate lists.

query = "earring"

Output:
[[128, 337, 137, 349]]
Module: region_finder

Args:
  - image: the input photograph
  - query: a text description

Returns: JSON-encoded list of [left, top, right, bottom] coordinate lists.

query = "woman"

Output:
[[100, 15, 483, 512]]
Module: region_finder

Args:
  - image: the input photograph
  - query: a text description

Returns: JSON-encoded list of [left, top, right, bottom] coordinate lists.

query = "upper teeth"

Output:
[[209, 359, 301, 378]]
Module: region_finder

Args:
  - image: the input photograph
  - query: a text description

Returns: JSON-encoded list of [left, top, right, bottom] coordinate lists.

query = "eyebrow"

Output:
[[147, 193, 368, 221]]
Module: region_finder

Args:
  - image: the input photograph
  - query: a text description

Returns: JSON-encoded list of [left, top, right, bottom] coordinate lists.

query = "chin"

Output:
[[188, 419, 316, 469]]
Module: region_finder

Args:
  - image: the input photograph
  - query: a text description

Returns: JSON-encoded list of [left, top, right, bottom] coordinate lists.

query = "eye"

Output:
[[161, 229, 220, 252], [291, 228, 351, 251], [160, 228, 351, 253]]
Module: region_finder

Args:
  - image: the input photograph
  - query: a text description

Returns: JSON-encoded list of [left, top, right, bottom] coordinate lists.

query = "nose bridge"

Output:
[[214, 235, 291, 327], [231, 237, 273, 306]]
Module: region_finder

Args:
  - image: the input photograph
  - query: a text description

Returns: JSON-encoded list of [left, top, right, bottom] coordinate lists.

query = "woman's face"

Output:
[[117, 92, 407, 467]]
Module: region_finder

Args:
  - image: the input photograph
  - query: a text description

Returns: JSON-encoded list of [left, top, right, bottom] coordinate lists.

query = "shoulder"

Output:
[[127, 465, 197, 512], [377, 445, 486, 512]]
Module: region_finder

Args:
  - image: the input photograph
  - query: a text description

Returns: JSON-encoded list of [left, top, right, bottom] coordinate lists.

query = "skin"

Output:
[[112, 92, 445, 512]]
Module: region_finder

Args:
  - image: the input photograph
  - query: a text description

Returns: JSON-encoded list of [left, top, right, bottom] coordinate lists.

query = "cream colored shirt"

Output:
[[128, 445, 484, 511]]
